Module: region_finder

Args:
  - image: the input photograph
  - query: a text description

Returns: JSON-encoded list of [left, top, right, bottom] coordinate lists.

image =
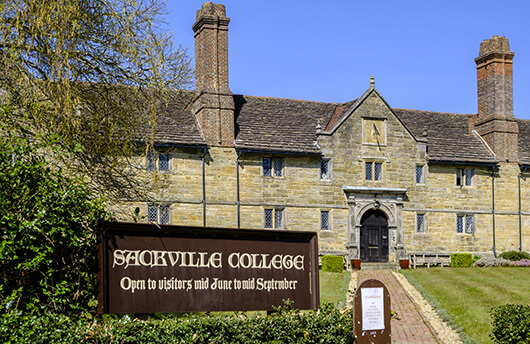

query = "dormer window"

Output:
[[148, 152, 170, 171], [456, 168, 474, 186], [263, 157, 284, 177]]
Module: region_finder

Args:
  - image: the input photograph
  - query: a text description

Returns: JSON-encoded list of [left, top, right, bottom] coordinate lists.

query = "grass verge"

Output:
[[400, 267, 530, 344], [319, 270, 351, 307]]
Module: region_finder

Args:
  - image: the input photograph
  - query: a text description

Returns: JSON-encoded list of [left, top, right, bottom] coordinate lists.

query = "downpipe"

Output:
[[236, 150, 242, 228], [518, 166, 529, 252], [201, 148, 208, 227], [492, 165, 497, 258]]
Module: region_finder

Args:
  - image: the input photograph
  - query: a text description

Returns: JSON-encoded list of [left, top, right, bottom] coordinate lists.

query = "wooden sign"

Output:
[[354, 279, 391, 343], [97, 221, 319, 313]]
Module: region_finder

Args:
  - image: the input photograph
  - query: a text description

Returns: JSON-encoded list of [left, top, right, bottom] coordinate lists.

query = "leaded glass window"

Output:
[[321, 211, 330, 230], [465, 169, 474, 186], [273, 157, 283, 177], [147, 152, 155, 171], [159, 205, 170, 224], [264, 208, 284, 229], [374, 162, 382, 181], [159, 154, 169, 171], [457, 215, 474, 234], [365, 162, 373, 180], [148, 205, 158, 222], [365, 161, 382, 181], [320, 159, 329, 180], [465, 215, 474, 234], [416, 214, 425, 233], [264, 209, 273, 228], [148, 205, 170, 224], [416, 165, 424, 184], [263, 158, 272, 176], [275, 208, 284, 228]]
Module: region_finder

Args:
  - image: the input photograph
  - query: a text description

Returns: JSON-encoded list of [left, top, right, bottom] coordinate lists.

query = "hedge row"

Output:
[[321, 255, 344, 272], [0, 303, 354, 344], [450, 253, 473, 267]]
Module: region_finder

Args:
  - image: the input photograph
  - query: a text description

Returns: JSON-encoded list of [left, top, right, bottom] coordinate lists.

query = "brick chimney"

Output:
[[191, 2, 235, 147], [474, 35, 518, 163]]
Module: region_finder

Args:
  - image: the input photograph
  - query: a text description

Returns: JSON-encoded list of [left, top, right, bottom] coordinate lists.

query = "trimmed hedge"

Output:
[[0, 303, 354, 344], [499, 250, 530, 261], [450, 253, 473, 267], [321, 255, 344, 272], [490, 304, 530, 343]]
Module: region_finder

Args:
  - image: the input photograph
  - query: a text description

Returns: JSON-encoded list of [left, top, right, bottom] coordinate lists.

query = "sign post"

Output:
[[97, 221, 319, 313], [354, 279, 391, 344]]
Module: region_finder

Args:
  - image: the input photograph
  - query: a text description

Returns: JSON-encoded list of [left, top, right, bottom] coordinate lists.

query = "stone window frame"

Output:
[[456, 214, 475, 234], [264, 207, 285, 229], [364, 160, 384, 181], [416, 213, 427, 233], [415, 164, 426, 185], [320, 210, 331, 230], [147, 204, 171, 225], [262, 156, 285, 177], [319, 158, 332, 181], [456, 167, 474, 187], [147, 152, 171, 172]]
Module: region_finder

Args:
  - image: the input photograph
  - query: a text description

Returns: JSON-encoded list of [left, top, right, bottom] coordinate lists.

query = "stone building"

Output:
[[115, 3, 530, 264]]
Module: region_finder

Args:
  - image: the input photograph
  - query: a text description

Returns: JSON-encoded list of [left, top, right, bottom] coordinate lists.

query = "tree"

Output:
[[0, 118, 108, 313], [0, 0, 193, 198]]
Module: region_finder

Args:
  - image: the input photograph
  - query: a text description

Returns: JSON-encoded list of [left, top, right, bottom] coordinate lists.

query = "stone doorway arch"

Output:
[[343, 186, 407, 263]]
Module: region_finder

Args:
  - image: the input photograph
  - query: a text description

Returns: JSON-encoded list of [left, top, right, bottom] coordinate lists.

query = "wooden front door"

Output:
[[360, 209, 389, 262]]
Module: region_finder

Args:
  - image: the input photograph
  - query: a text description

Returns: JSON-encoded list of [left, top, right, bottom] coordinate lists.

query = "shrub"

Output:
[[499, 251, 530, 261], [474, 257, 516, 267], [515, 259, 530, 267], [490, 304, 530, 343], [0, 302, 355, 344], [450, 253, 473, 267], [321, 255, 344, 272], [0, 135, 108, 313]]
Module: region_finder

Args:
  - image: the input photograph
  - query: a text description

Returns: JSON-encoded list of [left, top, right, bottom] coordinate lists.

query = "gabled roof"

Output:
[[393, 109, 497, 164], [152, 90, 501, 164]]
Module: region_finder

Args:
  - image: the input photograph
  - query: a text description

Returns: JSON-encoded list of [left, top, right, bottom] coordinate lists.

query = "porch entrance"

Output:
[[360, 209, 389, 262]]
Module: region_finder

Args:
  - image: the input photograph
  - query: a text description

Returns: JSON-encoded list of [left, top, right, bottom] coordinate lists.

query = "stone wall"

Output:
[[109, 93, 530, 259]]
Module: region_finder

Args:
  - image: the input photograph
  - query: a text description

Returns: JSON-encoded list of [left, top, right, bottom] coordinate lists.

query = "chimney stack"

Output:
[[191, 2, 235, 147], [474, 35, 518, 163]]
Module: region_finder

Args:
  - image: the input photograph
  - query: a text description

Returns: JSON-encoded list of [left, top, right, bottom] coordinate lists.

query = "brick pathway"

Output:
[[356, 270, 439, 344]]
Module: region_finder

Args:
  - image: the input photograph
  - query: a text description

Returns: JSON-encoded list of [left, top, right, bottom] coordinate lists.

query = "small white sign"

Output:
[[361, 287, 385, 331]]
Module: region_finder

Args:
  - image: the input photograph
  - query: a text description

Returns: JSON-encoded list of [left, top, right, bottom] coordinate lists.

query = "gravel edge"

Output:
[[392, 271, 463, 344]]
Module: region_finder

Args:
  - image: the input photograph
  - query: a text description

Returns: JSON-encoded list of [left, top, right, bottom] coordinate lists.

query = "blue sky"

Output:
[[165, 1, 530, 119]]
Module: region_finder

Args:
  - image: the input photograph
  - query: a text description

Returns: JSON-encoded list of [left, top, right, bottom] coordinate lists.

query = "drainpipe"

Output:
[[201, 148, 208, 227], [236, 151, 242, 228], [491, 165, 497, 258], [518, 166, 529, 252]]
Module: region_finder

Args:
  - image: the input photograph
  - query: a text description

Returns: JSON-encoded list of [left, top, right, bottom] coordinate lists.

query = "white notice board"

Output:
[[361, 287, 385, 331]]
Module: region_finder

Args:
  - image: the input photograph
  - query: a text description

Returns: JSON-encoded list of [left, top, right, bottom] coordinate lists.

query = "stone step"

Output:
[[356, 262, 398, 271]]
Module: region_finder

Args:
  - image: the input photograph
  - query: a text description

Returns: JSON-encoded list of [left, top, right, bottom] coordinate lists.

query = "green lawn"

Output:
[[319, 270, 351, 307], [400, 267, 530, 344]]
